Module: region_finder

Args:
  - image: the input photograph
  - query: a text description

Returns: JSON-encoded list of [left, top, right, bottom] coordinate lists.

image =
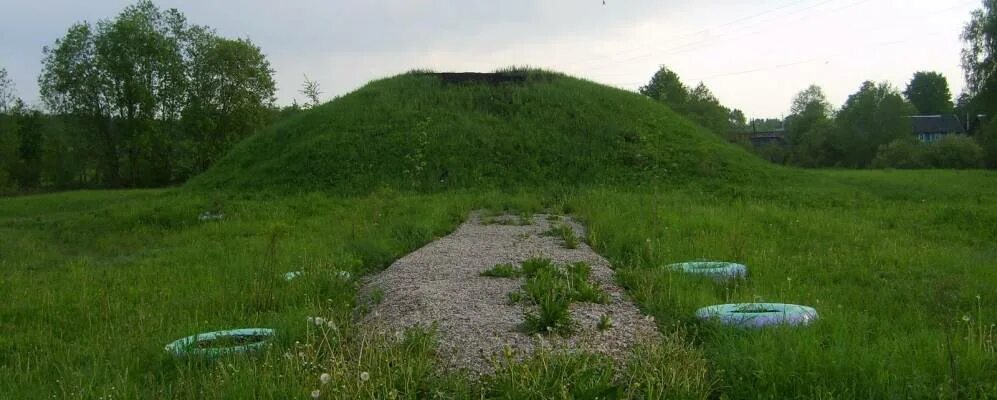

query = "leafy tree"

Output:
[[181, 32, 276, 177], [978, 117, 997, 167], [962, 0, 997, 111], [784, 85, 833, 165], [728, 109, 748, 132], [300, 75, 322, 108], [903, 71, 954, 115], [640, 66, 688, 113], [833, 81, 916, 167], [0, 67, 14, 113], [39, 0, 275, 187], [789, 84, 832, 118], [684, 82, 731, 134], [788, 118, 837, 167], [786, 85, 831, 139]]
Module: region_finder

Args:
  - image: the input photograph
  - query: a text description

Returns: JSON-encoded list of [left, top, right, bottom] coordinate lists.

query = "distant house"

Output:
[[909, 115, 966, 143]]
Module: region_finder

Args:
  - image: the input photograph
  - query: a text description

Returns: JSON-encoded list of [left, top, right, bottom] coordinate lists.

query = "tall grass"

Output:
[[1, 169, 995, 398]]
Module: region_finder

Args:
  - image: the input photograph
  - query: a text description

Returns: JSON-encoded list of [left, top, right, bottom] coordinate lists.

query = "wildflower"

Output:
[[963, 315, 971, 322], [311, 389, 321, 398], [360, 371, 370, 382], [306, 316, 315, 325], [327, 320, 338, 330], [320, 373, 331, 385], [976, 294, 982, 300]]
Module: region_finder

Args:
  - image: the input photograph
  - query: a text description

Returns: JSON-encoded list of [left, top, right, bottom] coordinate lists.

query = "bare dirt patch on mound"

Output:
[[361, 212, 660, 375]]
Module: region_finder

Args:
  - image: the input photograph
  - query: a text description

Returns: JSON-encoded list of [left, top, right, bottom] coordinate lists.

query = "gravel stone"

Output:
[[361, 211, 660, 375]]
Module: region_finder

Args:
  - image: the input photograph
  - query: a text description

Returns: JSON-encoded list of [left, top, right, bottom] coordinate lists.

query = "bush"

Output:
[[979, 118, 997, 168], [923, 135, 985, 169], [872, 139, 927, 169]]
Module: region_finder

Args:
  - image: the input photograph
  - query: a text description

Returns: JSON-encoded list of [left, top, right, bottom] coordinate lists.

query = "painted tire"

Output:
[[667, 262, 747, 280], [165, 328, 274, 358], [695, 303, 818, 328]]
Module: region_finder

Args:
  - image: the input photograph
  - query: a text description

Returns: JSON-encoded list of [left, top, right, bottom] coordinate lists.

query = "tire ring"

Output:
[[165, 328, 275, 358], [667, 261, 747, 280], [696, 303, 818, 328]]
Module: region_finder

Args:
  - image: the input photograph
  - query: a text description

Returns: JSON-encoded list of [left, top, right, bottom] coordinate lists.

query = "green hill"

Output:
[[189, 69, 773, 193]]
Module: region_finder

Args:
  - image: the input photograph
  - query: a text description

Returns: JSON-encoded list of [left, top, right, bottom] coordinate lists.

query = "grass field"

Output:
[[2, 169, 994, 399]]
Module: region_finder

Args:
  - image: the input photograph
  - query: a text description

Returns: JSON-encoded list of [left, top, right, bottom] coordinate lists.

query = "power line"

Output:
[[573, 0, 852, 72], [561, 0, 822, 69]]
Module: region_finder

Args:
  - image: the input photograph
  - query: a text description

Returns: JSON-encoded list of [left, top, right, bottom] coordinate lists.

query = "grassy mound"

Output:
[[189, 69, 772, 193]]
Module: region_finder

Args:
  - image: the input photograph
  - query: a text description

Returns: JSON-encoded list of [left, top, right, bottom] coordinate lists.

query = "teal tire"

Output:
[[667, 261, 747, 280], [696, 303, 818, 328], [165, 328, 274, 358]]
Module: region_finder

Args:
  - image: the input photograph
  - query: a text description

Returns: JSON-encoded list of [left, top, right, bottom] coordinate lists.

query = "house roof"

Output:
[[909, 115, 965, 135]]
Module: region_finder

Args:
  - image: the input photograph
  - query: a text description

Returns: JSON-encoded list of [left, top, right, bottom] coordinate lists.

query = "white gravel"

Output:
[[361, 211, 660, 375]]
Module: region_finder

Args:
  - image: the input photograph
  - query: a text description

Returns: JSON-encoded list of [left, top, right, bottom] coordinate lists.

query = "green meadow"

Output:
[[2, 169, 994, 399]]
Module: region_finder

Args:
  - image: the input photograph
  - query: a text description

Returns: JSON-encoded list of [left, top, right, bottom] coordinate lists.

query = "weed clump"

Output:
[[514, 259, 608, 336], [544, 223, 580, 249], [481, 263, 521, 278]]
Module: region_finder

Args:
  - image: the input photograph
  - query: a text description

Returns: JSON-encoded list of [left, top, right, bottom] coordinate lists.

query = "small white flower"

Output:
[[306, 317, 315, 325], [360, 371, 370, 382], [976, 294, 982, 300], [320, 373, 331, 385], [311, 389, 321, 398], [963, 315, 971, 322], [314, 317, 326, 326], [327, 320, 338, 330]]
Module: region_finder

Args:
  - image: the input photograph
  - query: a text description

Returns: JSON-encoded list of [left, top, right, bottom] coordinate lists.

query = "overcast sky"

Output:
[[0, 0, 980, 118]]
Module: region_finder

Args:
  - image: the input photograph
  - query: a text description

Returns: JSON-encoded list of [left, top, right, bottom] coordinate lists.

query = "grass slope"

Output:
[[189, 69, 772, 193]]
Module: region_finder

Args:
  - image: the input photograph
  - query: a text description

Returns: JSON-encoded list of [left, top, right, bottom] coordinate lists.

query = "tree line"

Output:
[[640, 1, 997, 170], [0, 1, 284, 193]]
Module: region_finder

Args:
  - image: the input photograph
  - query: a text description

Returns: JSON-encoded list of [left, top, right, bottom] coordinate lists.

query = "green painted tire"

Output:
[[667, 261, 747, 279], [696, 303, 818, 328], [165, 328, 274, 358]]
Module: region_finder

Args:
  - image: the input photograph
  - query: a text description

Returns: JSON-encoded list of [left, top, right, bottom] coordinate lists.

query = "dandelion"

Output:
[[320, 373, 331, 385], [306, 316, 315, 325], [327, 320, 338, 330], [963, 315, 971, 322], [360, 371, 370, 382], [311, 389, 321, 398], [976, 294, 982, 300], [314, 317, 326, 326]]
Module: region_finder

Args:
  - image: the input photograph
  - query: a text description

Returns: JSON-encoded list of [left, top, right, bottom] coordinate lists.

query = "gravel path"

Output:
[[362, 212, 660, 375]]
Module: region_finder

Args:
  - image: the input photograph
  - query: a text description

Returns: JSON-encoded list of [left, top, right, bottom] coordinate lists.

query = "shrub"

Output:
[[872, 139, 927, 169], [979, 118, 997, 168], [923, 135, 985, 169]]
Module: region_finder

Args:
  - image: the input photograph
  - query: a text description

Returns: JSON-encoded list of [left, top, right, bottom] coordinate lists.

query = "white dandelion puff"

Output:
[[320, 373, 331, 385]]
